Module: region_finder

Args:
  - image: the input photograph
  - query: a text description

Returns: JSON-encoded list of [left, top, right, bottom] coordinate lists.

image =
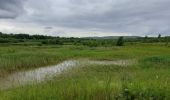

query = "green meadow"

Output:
[[0, 43, 170, 100]]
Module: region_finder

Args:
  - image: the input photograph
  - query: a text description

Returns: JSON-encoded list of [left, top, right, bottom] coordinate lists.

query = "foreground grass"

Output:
[[0, 43, 170, 99], [0, 61, 170, 100]]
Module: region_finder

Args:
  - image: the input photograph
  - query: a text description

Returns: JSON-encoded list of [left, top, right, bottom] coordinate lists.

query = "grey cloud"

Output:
[[1, 0, 170, 36], [0, 0, 25, 18], [22, 0, 170, 36]]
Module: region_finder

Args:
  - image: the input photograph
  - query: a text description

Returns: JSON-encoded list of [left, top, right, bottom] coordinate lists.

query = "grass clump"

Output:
[[139, 55, 170, 68]]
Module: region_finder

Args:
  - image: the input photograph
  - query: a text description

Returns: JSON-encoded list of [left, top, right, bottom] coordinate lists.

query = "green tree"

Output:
[[158, 34, 161, 39], [116, 37, 124, 46]]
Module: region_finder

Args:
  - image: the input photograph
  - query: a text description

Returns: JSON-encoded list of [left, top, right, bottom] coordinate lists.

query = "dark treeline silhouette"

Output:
[[0, 32, 53, 39], [0, 32, 116, 46], [0, 32, 170, 46]]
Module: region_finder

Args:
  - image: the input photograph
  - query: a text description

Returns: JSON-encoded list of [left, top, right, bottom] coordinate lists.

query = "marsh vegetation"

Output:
[[0, 32, 170, 100]]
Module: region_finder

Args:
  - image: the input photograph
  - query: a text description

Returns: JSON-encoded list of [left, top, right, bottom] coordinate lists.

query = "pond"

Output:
[[0, 59, 134, 90]]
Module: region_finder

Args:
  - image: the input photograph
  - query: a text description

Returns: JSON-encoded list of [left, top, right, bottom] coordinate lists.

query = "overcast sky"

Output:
[[0, 0, 170, 37]]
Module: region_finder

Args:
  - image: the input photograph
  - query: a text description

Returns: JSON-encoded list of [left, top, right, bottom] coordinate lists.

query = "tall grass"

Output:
[[0, 44, 170, 99], [0, 63, 170, 100]]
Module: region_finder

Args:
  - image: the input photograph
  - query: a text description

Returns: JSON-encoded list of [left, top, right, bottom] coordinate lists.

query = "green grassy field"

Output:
[[0, 43, 170, 100]]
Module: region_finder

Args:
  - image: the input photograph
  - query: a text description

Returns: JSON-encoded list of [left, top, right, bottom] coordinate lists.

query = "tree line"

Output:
[[0, 32, 170, 47]]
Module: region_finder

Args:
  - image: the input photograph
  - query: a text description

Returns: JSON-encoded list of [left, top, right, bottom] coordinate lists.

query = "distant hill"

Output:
[[84, 36, 141, 40]]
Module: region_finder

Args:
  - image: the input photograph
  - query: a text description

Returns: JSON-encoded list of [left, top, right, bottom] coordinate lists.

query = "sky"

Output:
[[0, 0, 170, 37]]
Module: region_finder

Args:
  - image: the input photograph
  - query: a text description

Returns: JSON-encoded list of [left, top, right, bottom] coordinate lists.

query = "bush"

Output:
[[0, 38, 10, 43], [41, 39, 63, 45]]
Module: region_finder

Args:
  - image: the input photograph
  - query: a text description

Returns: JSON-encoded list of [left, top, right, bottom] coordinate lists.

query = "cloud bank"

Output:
[[0, 0, 170, 37]]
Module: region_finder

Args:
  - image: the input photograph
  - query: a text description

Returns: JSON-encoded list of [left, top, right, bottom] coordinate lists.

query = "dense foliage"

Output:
[[0, 32, 170, 47]]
